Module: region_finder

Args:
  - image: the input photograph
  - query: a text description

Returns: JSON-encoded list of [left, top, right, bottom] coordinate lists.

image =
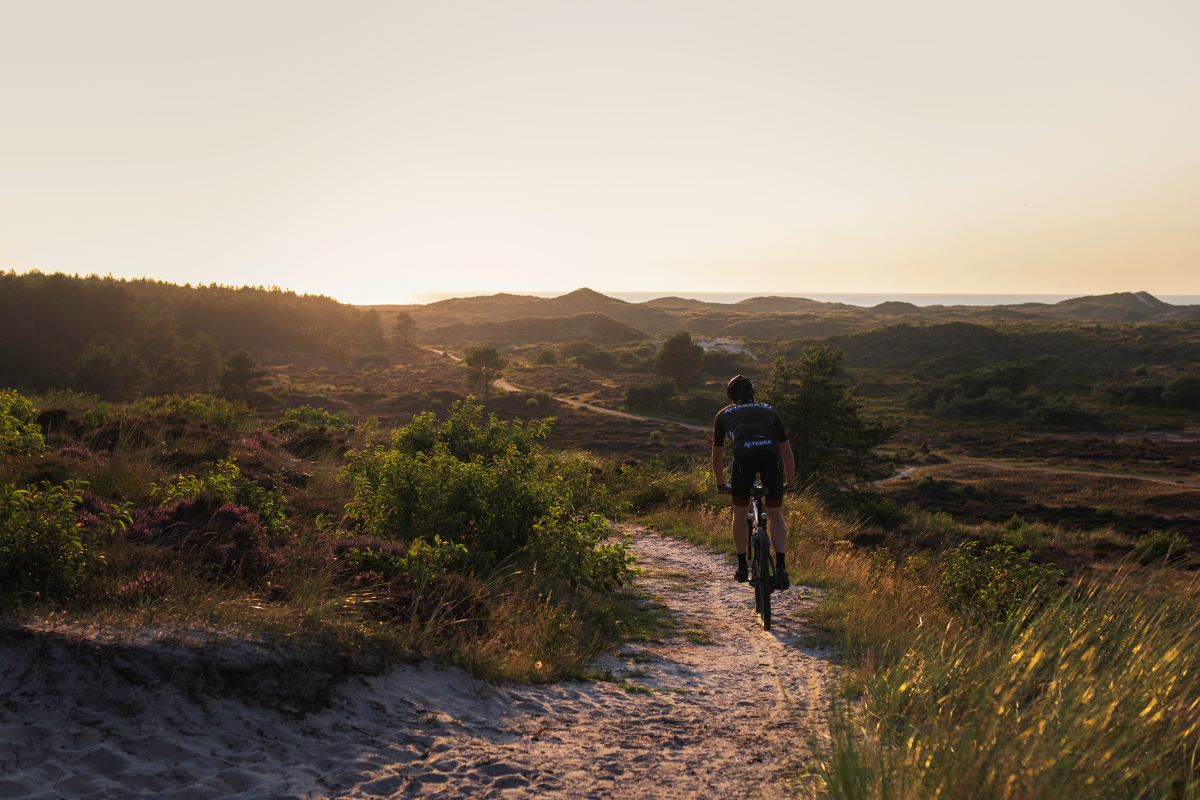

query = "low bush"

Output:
[[625, 378, 676, 412], [0, 480, 126, 604], [938, 541, 1063, 625], [1133, 529, 1190, 563], [279, 405, 348, 430], [1, 389, 45, 456], [133, 394, 253, 430], [343, 400, 630, 592], [152, 458, 288, 535]]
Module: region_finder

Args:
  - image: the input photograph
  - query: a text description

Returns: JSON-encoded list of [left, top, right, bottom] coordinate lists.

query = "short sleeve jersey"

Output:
[[712, 402, 789, 447]]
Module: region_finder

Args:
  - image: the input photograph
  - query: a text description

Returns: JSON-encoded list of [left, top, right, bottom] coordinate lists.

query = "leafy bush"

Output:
[[153, 458, 287, 534], [343, 401, 629, 591], [574, 348, 617, 370], [939, 541, 1063, 625], [0, 389, 45, 456], [561, 341, 598, 359], [1134, 529, 1190, 563], [134, 394, 253, 430], [535, 349, 558, 365], [0, 481, 124, 603], [625, 377, 676, 412], [1163, 374, 1200, 409], [336, 535, 468, 587], [280, 405, 348, 430]]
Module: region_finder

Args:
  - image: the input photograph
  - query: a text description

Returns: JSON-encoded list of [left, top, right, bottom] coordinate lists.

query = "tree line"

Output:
[[0, 271, 390, 398]]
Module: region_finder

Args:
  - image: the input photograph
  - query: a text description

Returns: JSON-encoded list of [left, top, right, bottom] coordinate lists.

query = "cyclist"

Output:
[[712, 374, 796, 589]]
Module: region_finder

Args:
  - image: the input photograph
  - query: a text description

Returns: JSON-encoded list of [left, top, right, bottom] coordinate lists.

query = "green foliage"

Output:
[[764, 345, 890, 489], [0, 481, 126, 603], [340, 535, 469, 586], [625, 377, 677, 412], [70, 339, 147, 400], [655, 332, 704, 389], [535, 348, 558, 365], [561, 341, 597, 359], [280, 405, 348, 430], [0, 389, 45, 456], [1163, 373, 1200, 409], [344, 401, 629, 591], [915, 357, 1058, 413], [464, 345, 505, 398], [135, 394, 253, 430], [1133, 529, 1191, 563], [574, 348, 617, 370], [939, 541, 1063, 625], [153, 458, 287, 534], [218, 350, 266, 405]]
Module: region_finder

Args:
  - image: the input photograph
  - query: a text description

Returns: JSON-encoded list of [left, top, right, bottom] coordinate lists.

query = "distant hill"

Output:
[[418, 312, 647, 345], [1036, 292, 1178, 322], [379, 287, 1200, 346]]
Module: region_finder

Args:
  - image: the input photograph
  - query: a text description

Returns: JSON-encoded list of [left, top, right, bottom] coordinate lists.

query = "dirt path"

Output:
[[0, 528, 833, 799]]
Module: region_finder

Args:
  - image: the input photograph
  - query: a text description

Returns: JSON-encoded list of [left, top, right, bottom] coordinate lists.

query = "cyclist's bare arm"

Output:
[[780, 440, 797, 488], [711, 445, 725, 487]]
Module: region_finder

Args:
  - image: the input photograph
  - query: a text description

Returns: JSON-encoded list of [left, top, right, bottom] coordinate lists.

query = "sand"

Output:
[[0, 527, 834, 799]]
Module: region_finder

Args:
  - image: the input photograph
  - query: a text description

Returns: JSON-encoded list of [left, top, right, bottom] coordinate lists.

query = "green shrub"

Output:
[[1134, 529, 1190, 563], [133, 394, 253, 430], [0, 481, 126, 603], [561, 341, 598, 359], [280, 405, 348, 430], [535, 349, 558, 365], [0, 389, 45, 456], [153, 458, 287, 534], [339, 535, 468, 586], [625, 377, 676, 412], [939, 541, 1063, 625], [1163, 374, 1200, 409], [344, 401, 630, 590]]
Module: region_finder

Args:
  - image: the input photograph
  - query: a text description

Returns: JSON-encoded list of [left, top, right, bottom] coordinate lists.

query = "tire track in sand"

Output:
[[0, 527, 835, 799]]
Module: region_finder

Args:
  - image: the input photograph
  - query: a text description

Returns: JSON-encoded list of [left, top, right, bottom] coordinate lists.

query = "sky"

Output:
[[1, 0, 1198, 304]]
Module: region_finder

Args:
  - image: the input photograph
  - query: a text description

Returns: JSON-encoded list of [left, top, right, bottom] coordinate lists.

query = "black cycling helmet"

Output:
[[726, 374, 755, 402]]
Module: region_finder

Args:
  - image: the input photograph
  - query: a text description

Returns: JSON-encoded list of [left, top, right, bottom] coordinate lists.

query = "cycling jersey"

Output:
[[713, 402, 789, 501], [712, 402, 788, 447]]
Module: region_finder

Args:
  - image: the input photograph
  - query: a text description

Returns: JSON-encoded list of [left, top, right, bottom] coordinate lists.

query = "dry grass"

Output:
[[642, 493, 1200, 799]]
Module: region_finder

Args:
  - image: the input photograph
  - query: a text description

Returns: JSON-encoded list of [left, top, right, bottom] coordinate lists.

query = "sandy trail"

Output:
[[1, 527, 833, 799]]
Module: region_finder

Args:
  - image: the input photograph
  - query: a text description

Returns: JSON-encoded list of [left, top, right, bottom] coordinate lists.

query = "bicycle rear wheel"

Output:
[[755, 528, 772, 630]]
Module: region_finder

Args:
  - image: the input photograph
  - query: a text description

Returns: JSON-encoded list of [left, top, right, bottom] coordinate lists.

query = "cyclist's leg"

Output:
[[731, 502, 750, 553], [729, 444, 754, 554], [760, 447, 790, 588], [765, 503, 787, 555]]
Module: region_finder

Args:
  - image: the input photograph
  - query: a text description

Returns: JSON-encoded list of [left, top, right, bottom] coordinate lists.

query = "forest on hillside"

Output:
[[0, 272, 387, 398]]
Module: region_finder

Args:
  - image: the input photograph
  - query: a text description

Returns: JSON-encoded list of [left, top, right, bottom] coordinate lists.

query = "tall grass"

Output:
[[639, 486, 1200, 799], [824, 570, 1200, 799]]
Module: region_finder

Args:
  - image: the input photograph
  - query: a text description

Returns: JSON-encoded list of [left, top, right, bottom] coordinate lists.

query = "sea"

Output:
[[414, 291, 1200, 307]]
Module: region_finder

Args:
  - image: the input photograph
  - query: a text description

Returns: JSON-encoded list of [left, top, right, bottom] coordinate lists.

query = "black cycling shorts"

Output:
[[730, 437, 784, 506]]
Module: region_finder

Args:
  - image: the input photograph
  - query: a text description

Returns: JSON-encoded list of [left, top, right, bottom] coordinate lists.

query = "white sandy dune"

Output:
[[0, 528, 834, 799]]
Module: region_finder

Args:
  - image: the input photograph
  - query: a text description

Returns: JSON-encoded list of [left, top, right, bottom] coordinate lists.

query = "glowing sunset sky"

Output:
[[2, 0, 1197, 303]]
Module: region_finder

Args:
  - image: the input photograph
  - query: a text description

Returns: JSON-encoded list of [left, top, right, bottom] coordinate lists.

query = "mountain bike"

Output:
[[721, 481, 776, 630]]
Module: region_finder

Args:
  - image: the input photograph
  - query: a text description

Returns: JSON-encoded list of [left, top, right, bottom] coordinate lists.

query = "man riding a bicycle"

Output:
[[712, 374, 796, 590]]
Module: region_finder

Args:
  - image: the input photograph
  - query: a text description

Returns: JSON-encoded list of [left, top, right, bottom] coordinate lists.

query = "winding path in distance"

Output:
[[427, 347, 710, 433]]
